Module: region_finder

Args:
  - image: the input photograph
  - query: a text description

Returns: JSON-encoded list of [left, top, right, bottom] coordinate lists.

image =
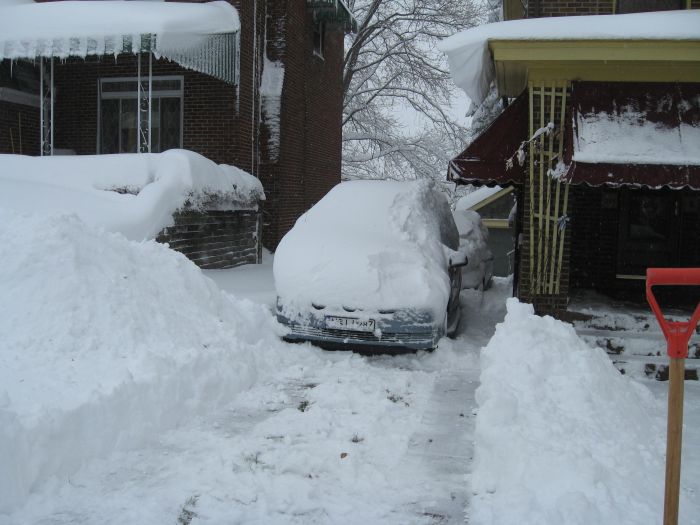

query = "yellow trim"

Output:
[[491, 40, 700, 62], [469, 186, 514, 212], [482, 218, 510, 229], [490, 40, 700, 97]]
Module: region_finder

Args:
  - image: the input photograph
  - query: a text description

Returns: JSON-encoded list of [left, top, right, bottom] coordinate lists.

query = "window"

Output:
[[98, 76, 183, 154], [313, 23, 325, 58]]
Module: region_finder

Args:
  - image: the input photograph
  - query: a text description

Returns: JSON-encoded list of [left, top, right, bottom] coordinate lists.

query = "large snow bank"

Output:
[[0, 207, 279, 514], [471, 299, 670, 524], [0, 0, 239, 60], [274, 180, 460, 316], [439, 11, 700, 105], [0, 150, 264, 241]]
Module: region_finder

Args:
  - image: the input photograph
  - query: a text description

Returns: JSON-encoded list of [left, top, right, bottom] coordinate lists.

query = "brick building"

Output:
[[443, 1, 700, 317], [0, 0, 353, 264]]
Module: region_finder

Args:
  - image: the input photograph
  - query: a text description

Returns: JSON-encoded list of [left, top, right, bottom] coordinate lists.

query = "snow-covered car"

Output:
[[273, 180, 468, 352], [451, 209, 494, 290]]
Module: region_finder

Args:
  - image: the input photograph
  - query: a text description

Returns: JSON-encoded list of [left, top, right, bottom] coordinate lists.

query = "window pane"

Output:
[[120, 99, 138, 153], [159, 97, 181, 152], [100, 99, 120, 154]]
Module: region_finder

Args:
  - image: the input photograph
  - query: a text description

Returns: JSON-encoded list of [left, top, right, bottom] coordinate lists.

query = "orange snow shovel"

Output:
[[646, 268, 700, 525]]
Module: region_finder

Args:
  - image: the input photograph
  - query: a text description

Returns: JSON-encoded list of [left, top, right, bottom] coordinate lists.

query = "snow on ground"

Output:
[[2, 199, 700, 524], [0, 206, 496, 524], [0, 150, 264, 241], [203, 249, 276, 307], [472, 299, 671, 524]]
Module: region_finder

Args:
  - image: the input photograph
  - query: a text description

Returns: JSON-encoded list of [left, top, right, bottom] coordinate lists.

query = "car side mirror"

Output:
[[449, 256, 469, 268]]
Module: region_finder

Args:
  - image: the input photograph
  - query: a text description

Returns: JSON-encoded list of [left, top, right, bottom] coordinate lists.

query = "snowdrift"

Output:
[[472, 299, 671, 524], [0, 150, 264, 241], [0, 208, 279, 514]]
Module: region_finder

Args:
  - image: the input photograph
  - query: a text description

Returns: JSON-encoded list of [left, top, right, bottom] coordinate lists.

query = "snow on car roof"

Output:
[[0, 150, 264, 241], [273, 180, 459, 314], [439, 10, 700, 105]]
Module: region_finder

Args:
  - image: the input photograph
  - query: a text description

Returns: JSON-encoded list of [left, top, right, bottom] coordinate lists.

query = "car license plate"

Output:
[[325, 316, 375, 332]]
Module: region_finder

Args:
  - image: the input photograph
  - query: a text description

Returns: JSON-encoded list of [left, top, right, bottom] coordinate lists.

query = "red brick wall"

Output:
[[569, 186, 619, 294], [569, 186, 700, 301], [525, 0, 691, 17], [526, 0, 614, 17], [258, 0, 344, 248], [52, 57, 242, 166], [5, 0, 344, 251]]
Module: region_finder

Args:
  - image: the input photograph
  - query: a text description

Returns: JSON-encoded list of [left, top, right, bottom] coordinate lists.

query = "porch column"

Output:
[[39, 57, 55, 156], [136, 40, 153, 154], [520, 80, 572, 316]]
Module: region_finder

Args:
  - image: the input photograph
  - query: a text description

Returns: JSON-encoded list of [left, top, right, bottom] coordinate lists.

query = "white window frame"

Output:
[[97, 75, 184, 154]]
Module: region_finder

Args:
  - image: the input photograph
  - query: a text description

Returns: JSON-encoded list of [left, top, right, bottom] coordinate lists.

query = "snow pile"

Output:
[[574, 109, 700, 166], [471, 299, 668, 524], [0, 150, 264, 241], [452, 209, 493, 289], [274, 180, 461, 315], [0, 207, 280, 514], [439, 11, 700, 105]]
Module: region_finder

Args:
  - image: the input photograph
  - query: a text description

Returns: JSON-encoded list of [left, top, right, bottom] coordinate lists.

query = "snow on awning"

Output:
[[0, 1, 241, 84], [448, 90, 528, 187], [561, 82, 700, 190], [439, 11, 700, 105]]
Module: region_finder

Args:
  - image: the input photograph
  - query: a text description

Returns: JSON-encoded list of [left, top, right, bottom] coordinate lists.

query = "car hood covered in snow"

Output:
[[274, 180, 460, 317]]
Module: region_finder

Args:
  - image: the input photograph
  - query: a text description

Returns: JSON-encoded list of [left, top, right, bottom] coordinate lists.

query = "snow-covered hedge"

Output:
[[0, 150, 264, 241]]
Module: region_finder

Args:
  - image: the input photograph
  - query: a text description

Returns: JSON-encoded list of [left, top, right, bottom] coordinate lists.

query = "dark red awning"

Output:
[[447, 90, 528, 187], [561, 82, 700, 190]]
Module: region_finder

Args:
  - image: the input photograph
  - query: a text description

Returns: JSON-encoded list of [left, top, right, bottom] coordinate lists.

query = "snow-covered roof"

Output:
[[439, 11, 700, 105], [0, 1, 240, 83], [455, 186, 503, 212], [574, 110, 700, 166], [0, 150, 264, 241]]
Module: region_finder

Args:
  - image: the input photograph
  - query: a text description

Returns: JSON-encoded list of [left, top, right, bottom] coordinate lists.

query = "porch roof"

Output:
[[0, 1, 240, 84], [448, 82, 700, 190], [561, 82, 700, 190], [439, 10, 700, 105], [447, 90, 527, 187]]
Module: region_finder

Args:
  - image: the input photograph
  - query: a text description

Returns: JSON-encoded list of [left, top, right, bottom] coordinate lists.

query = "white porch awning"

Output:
[[0, 0, 241, 84]]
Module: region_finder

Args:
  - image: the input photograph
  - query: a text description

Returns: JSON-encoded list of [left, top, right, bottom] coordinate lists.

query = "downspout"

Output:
[[251, 0, 258, 176], [50, 57, 54, 155]]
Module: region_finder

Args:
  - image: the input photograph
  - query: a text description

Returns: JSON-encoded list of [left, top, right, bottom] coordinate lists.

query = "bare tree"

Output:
[[342, 0, 485, 182]]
